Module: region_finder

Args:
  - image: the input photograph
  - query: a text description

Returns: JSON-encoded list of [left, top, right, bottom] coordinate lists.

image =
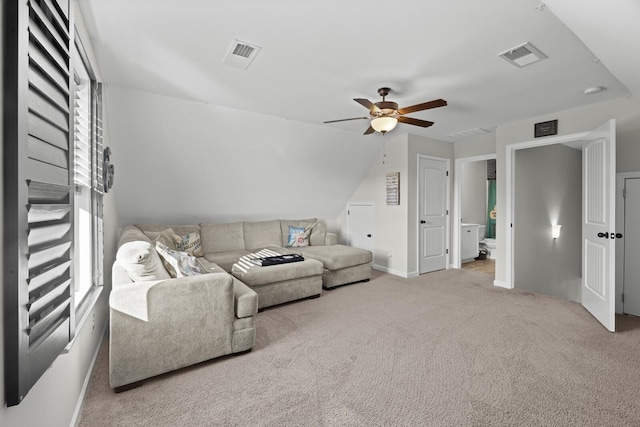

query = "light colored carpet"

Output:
[[78, 269, 640, 426]]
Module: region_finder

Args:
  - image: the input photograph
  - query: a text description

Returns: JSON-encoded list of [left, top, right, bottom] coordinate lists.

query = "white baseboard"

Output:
[[493, 280, 511, 289], [373, 264, 412, 278], [71, 323, 108, 427]]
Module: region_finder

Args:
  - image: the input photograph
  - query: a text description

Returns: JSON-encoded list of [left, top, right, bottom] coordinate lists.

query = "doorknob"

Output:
[[366, 234, 372, 238], [420, 220, 426, 224], [597, 232, 624, 239]]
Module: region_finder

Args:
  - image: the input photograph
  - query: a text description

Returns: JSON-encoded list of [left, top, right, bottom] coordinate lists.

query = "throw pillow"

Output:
[[144, 228, 178, 251], [173, 231, 204, 257], [155, 242, 207, 278], [287, 226, 310, 248], [308, 221, 327, 246], [116, 240, 171, 281]]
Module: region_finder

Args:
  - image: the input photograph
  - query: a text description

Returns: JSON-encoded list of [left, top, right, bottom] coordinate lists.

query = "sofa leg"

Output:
[[114, 380, 143, 393]]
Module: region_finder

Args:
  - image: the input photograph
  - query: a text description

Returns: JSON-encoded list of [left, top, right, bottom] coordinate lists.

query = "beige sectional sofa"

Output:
[[110, 218, 372, 389]]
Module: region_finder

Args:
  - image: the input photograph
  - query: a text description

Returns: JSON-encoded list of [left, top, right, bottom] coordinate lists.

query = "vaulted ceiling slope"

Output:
[[79, 0, 636, 141]]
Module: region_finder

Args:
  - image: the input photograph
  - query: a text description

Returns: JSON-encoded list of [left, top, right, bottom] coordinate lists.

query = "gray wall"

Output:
[[106, 86, 380, 229], [461, 160, 487, 225], [514, 144, 582, 302]]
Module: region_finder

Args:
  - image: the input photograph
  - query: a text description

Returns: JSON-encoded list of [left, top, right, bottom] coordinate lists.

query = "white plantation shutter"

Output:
[[74, 72, 91, 187]]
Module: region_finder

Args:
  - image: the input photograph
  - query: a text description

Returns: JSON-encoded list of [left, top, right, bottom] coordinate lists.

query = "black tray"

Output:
[[250, 254, 304, 266]]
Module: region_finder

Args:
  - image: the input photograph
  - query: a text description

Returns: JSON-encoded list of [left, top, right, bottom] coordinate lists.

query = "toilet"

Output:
[[478, 225, 496, 259]]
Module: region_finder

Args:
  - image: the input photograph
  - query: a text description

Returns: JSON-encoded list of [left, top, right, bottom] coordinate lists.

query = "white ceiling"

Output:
[[79, 0, 637, 142]]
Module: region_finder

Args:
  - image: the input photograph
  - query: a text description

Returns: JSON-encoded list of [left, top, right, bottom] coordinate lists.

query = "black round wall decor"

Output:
[[103, 147, 115, 193]]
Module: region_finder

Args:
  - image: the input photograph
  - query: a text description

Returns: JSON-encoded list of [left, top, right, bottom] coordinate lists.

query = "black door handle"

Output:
[[420, 220, 426, 224], [598, 232, 624, 239], [366, 234, 372, 238]]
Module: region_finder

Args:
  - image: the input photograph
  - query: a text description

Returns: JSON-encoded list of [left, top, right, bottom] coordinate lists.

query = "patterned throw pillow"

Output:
[[155, 242, 207, 278], [287, 226, 310, 248], [173, 231, 204, 257]]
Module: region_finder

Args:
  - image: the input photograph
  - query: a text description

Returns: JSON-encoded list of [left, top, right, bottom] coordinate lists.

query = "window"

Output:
[[72, 38, 104, 319]]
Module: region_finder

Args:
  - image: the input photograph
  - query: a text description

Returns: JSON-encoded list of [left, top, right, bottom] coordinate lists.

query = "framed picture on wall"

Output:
[[386, 172, 400, 205], [534, 119, 558, 138]]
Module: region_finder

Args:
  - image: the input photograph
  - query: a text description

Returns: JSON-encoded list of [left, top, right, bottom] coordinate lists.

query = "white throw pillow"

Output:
[[116, 240, 171, 281]]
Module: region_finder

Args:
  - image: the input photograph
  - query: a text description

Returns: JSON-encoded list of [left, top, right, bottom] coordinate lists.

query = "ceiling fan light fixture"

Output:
[[371, 116, 398, 133]]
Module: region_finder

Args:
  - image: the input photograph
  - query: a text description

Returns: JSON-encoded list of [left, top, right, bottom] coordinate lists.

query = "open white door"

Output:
[[418, 156, 449, 274], [582, 119, 616, 332]]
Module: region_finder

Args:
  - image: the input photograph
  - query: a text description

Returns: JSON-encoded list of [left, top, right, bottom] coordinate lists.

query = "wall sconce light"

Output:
[[552, 224, 562, 239]]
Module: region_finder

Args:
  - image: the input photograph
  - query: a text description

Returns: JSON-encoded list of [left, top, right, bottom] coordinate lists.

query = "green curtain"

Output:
[[486, 179, 496, 238]]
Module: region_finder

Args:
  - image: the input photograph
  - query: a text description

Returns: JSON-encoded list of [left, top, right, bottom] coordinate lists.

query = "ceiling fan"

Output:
[[324, 87, 447, 135]]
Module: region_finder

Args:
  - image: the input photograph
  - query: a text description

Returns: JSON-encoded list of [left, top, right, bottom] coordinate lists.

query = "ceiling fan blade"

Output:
[[354, 98, 381, 113], [324, 117, 370, 124], [364, 125, 375, 135], [398, 116, 434, 128], [397, 99, 447, 115]]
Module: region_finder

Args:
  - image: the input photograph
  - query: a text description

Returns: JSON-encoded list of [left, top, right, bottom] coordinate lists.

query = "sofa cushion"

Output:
[[116, 240, 171, 282], [200, 222, 245, 253], [205, 249, 252, 272], [244, 220, 282, 251], [232, 256, 323, 287], [286, 226, 310, 247], [156, 242, 207, 278], [143, 228, 178, 251], [288, 245, 372, 270], [173, 230, 204, 257], [135, 223, 199, 236], [309, 221, 327, 246]]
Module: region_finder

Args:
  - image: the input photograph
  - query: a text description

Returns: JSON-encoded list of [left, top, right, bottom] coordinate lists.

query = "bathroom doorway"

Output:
[[453, 154, 497, 278]]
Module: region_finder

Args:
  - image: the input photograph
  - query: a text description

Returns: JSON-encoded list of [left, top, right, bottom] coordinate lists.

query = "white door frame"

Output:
[[453, 153, 496, 269], [616, 172, 640, 313], [505, 130, 590, 289], [417, 154, 451, 274]]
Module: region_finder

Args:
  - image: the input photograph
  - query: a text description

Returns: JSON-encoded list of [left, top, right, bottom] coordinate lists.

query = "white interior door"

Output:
[[582, 120, 616, 332], [419, 157, 448, 274], [347, 203, 374, 253], [623, 178, 640, 316]]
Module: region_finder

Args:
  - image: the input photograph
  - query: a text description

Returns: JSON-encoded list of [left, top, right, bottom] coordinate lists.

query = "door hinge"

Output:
[[446, 249, 449, 254], [446, 171, 449, 177], [348, 210, 350, 215], [622, 293, 624, 303], [446, 210, 449, 215], [623, 188, 626, 198]]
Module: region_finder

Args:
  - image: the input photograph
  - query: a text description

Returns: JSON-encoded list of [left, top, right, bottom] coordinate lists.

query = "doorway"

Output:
[[506, 120, 616, 331], [620, 176, 640, 317], [513, 144, 582, 302], [453, 154, 496, 275]]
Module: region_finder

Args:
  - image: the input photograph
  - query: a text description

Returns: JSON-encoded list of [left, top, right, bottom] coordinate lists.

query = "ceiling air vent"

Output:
[[446, 127, 492, 140], [499, 42, 547, 68], [223, 39, 262, 70]]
